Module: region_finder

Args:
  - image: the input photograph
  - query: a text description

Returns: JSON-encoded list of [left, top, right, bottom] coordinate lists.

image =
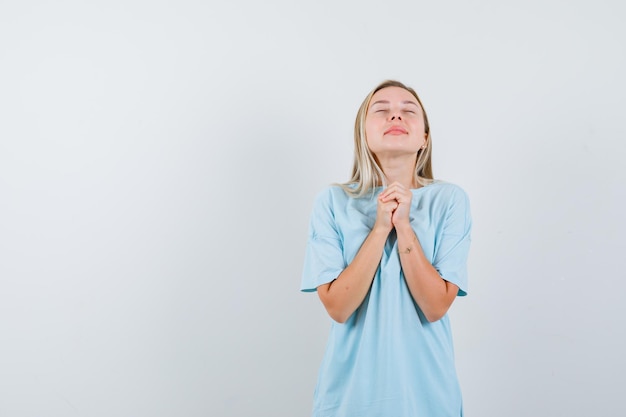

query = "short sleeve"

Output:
[[300, 188, 346, 292], [432, 186, 472, 296]]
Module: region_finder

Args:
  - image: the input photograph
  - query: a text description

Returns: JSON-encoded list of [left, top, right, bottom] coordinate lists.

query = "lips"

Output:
[[384, 126, 408, 135]]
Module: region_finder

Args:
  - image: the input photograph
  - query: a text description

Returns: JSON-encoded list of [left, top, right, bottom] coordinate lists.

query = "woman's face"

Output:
[[364, 86, 426, 159]]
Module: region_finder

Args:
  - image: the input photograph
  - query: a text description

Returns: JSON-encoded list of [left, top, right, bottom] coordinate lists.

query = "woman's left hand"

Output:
[[379, 182, 412, 228]]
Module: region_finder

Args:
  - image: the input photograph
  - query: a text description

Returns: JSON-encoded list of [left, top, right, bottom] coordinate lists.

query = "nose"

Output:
[[390, 114, 402, 121]]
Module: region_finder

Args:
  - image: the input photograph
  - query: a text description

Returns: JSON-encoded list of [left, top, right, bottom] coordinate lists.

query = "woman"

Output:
[[301, 80, 472, 417]]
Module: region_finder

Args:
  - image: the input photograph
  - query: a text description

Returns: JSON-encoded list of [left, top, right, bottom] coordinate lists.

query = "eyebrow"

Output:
[[370, 100, 420, 107]]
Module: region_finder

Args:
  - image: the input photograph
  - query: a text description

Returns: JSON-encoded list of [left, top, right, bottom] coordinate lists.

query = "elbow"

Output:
[[330, 314, 346, 323], [425, 313, 444, 323], [322, 298, 353, 323], [424, 307, 447, 323], [422, 284, 457, 322], [317, 282, 352, 323], [326, 306, 351, 324]]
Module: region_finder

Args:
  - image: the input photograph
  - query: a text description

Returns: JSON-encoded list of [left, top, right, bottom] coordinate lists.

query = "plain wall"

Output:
[[1, 0, 625, 416]]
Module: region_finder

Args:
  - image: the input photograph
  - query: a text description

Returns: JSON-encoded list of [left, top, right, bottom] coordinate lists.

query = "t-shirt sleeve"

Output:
[[432, 186, 472, 296], [300, 188, 346, 292]]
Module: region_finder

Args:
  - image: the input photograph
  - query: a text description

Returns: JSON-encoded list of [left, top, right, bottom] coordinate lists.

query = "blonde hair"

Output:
[[340, 80, 433, 197]]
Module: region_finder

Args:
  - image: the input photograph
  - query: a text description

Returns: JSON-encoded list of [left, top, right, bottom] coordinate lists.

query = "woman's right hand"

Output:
[[373, 192, 399, 234], [317, 191, 397, 323]]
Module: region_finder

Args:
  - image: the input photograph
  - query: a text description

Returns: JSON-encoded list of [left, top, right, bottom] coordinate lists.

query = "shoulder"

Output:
[[309, 185, 352, 220], [424, 180, 469, 202], [307, 186, 353, 235], [420, 181, 471, 217], [312, 185, 351, 207]]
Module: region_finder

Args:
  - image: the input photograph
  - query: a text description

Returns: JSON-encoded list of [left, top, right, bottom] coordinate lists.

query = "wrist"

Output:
[[396, 225, 418, 253], [371, 223, 392, 236], [398, 233, 418, 255], [394, 222, 413, 234]]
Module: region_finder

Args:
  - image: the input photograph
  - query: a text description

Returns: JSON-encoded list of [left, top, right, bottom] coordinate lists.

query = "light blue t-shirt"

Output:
[[301, 181, 471, 417]]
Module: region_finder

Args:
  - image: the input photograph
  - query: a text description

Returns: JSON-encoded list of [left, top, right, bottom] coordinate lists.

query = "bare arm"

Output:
[[317, 196, 398, 323], [317, 227, 388, 323], [381, 183, 458, 322], [395, 225, 458, 322]]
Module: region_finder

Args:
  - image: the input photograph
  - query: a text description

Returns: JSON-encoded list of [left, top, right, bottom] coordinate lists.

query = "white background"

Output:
[[1, 1, 625, 416]]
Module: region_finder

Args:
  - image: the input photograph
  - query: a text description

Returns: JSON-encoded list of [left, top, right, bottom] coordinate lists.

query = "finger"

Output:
[[381, 191, 410, 204], [381, 183, 403, 195], [380, 188, 400, 200], [379, 184, 396, 199], [378, 200, 399, 213], [378, 198, 397, 208]]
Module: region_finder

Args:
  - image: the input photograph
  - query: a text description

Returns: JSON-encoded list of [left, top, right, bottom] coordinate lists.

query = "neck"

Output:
[[377, 153, 418, 189]]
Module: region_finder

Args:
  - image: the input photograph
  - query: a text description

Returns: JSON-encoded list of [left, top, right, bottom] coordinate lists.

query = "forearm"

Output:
[[318, 227, 389, 323], [395, 224, 458, 322]]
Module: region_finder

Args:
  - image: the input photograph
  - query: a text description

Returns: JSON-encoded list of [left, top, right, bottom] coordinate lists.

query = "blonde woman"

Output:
[[301, 80, 472, 416]]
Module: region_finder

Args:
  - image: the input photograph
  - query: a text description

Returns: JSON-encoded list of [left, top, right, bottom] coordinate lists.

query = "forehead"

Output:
[[370, 86, 419, 106]]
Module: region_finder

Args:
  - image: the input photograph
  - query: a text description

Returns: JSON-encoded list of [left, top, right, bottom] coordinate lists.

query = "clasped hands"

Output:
[[374, 182, 413, 233]]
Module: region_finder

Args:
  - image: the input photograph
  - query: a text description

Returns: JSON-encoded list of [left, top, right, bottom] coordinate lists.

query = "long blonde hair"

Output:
[[340, 80, 433, 197]]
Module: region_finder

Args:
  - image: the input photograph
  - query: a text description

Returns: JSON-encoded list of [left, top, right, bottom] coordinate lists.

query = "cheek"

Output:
[[364, 120, 377, 141], [410, 119, 426, 136]]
